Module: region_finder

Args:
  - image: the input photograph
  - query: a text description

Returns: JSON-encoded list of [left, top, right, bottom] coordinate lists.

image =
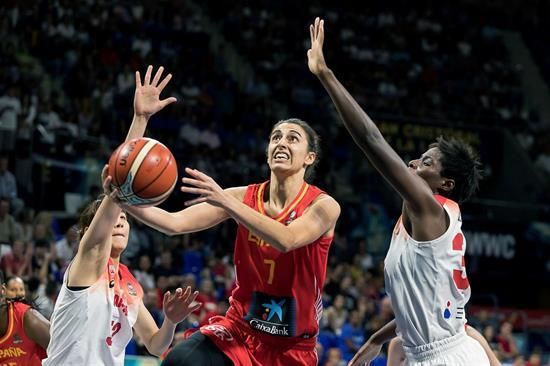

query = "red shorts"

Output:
[[200, 315, 318, 366]]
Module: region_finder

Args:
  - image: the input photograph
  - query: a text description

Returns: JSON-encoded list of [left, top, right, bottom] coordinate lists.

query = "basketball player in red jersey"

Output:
[[125, 117, 341, 365], [0, 271, 50, 366], [44, 66, 201, 366], [307, 17, 494, 366]]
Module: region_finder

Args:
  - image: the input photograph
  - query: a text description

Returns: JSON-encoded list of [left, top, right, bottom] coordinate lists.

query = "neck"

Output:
[[268, 173, 305, 209], [110, 255, 120, 267]]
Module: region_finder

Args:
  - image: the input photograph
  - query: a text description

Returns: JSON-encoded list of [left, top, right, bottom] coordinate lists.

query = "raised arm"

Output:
[[180, 168, 341, 253], [69, 167, 122, 287], [308, 18, 441, 216], [69, 65, 176, 287], [126, 65, 177, 142]]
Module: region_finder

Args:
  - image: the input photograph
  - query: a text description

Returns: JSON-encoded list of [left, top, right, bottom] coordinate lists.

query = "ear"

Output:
[[304, 151, 316, 167], [440, 178, 455, 193]]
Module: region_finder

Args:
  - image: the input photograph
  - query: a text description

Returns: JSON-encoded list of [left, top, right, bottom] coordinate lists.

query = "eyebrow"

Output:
[[270, 129, 303, 138]]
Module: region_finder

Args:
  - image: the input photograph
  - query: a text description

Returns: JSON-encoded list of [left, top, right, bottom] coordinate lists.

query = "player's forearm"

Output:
[[316, 68, 384, 151], [80, 196, 121, 252], [126, 206, 179, 236], [125, 114, 149, 142], [370, 319, 397, 345], [224, 196, 296, 252], [145, 318, 177, 356]]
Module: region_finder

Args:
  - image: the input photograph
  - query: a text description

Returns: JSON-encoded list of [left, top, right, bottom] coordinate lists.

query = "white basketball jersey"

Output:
[[44, 259, 143, 366], [384, 195, 470, 348]]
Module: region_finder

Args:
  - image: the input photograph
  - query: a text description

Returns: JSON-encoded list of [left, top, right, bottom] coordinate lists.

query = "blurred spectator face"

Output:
[[200, 279, 214, 295], [160, 251, 172, 268], [325, 347, 343, 366], [527, 354, 541, 366], [139, 255, 151, 272], [66, 226, 78, 243], [0, 200, 9, 217], [156, 276, 169, 291], [4, 277, 25, 300], [483, 325, 494, 340], [12, 240, 25, 258], [33, 223, 47, 240], [0, 157, 7, 173], [350, 310, 363, 326], [340, 275, 352, 290], [334, 294, 345, 309], [512, 355, 525, 366], [144, 289, 158, 309], [500, 321, 513, 336]]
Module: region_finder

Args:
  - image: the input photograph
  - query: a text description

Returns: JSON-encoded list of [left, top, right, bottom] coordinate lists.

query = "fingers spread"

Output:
[[152, 66, 164, 86], [144, 65, 153, 85], [158, 73, 173, 93], [135, 71, 142, 88]]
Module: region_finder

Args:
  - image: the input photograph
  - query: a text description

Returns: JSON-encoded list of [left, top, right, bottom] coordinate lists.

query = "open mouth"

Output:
[[273, 151, 290, 161]]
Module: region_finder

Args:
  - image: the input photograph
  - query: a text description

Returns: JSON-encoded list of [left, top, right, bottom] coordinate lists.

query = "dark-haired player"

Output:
[[307, 17, 489, 366]]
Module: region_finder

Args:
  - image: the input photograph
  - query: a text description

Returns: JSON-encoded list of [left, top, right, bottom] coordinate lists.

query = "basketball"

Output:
[[107, 137, 178, 207]]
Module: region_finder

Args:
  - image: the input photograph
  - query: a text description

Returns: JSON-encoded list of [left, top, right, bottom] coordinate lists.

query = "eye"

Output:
[[271, 135, 281, 142], [288, 135, 298, 142]]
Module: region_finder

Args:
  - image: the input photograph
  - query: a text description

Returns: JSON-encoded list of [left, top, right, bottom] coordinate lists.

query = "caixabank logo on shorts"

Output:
[[245, 292, 297, 337]]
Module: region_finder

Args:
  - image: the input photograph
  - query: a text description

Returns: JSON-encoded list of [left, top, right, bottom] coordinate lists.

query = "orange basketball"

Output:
[[107, 137, 178, 207]]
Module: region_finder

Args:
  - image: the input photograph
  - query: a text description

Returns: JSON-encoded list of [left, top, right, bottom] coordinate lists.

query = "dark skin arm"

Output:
[[308, 17, 447, 241], [24, 308, 50, 350]]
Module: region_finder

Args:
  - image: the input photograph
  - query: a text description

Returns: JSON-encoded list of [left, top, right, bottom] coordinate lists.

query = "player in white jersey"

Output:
[[44, 66, 201, 366], [307, 18, 492, 366]]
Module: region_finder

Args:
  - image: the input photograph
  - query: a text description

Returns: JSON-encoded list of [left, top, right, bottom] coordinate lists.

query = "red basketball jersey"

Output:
[[0, 302, 46, 366], [226, 181, 333, 340]]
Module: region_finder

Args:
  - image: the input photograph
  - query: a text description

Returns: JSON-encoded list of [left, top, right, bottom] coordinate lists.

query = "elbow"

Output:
[[274, 236, 298, 253]]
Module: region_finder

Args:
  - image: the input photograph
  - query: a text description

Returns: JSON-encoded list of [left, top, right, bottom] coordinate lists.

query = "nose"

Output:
[[408, 159, 419, 169], [115, 220, 124, 228]]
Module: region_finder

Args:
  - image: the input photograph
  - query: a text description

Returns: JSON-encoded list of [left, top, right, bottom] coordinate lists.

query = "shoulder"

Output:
[[312, 193, 340, 211], [225, 184, 260, 202]]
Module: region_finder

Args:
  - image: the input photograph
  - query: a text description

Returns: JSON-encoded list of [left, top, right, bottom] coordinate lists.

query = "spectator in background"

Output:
[[133, 255, 156, 291], [323, 294, 349, 333], [0, 86, 21, 152], [0, 198, 20, 245], [496, 321, 519, 362], [0, 239, 32, 278], [3, 275, 26, 300], [339, 310, 366, 362], [324, 347, 346, 366], [0, 154, 23, 216], [55, 223, 78, 266]]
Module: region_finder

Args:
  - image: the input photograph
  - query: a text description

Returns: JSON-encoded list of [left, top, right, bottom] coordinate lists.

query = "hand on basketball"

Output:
[[181, 168, 229, 208], [134, 65, 177, 119], [348, 340, 382, 366], [307, 17, 328, 76], [101, 164, 122, 202], [163, 286, 201, 325]]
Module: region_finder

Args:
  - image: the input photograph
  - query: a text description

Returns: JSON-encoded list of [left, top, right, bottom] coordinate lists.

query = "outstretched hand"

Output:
[[180, 168, 229, 208], [101, 164, 122, 202], [134, 65, 177, 119], [307, 17, 328, 76], [347, 340, 382, 366], [163, 286, 201, 324]]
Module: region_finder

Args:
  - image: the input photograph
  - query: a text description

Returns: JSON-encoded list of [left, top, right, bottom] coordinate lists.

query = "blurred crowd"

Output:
[[0, 0, 549, 365]]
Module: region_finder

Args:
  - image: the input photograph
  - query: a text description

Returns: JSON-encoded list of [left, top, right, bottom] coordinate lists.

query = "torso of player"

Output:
[[44, 259, 143, 366], [228, 181, 333, 340], [384, 195, 471, 347], [0, 302, 46, 366]]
